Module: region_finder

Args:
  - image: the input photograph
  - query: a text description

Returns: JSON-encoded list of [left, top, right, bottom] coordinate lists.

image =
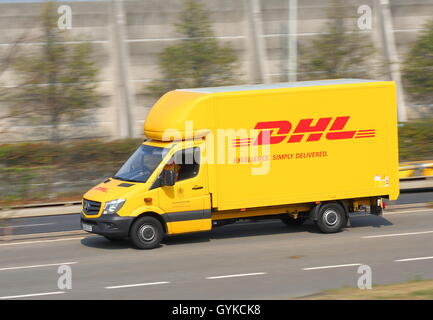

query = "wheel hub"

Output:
[[139, 225, 155, 242], [323, 209, 339, 226]]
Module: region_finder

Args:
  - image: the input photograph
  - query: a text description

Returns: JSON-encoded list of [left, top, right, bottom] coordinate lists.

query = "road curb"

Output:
[[0, 205, 81, 219]]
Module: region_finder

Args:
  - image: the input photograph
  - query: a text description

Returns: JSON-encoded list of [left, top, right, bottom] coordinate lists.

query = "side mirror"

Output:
[[161, 168, 175, 187]]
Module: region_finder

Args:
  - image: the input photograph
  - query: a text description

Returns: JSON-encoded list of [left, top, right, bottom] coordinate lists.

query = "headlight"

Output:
[[102, 199, 125, 215]]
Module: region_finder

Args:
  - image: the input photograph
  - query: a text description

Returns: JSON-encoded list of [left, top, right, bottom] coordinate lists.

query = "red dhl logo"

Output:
[[94, 186, 108, 192], [233, 116, 375, 147]]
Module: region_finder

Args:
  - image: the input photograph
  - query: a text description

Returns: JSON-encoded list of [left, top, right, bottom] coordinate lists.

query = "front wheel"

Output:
[[130, 216, 164, 249], [315, 203, 346, 233]]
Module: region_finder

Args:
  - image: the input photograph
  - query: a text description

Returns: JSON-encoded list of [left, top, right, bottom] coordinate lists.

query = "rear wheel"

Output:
[[130, 216, 164, 249], [315, 203, 346, 233]]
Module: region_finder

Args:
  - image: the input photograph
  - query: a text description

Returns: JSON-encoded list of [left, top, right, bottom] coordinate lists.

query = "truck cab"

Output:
[[81, 139, 212, 249]]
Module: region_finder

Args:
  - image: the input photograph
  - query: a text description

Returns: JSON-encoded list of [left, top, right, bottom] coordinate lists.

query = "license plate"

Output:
[[82, 223, 92, 232]]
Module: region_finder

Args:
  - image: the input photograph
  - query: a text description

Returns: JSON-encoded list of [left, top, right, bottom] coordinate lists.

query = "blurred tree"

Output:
[[399, 119, 433, 161], [0, 32, 35, 137], [299, 0, 377, 80], [9, 1, 100, 141], [147, 0, 238, 97], [402, 19, 433, 114]]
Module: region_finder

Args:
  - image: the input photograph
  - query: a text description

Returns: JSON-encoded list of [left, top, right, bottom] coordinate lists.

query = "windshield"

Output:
[[113, 144, 169, 183]]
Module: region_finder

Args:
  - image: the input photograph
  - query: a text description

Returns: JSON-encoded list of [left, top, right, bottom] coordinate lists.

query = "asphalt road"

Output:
[[0, 207, 433, 299], [3, 190, 432, 236], [391, 189, 433, 205]]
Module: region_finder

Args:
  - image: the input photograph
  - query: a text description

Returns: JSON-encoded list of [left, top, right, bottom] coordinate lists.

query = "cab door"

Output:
[[157, 146, 211, 234]]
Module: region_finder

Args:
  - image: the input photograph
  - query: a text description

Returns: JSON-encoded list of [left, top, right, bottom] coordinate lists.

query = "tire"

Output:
[[280, 216, 307, 226], [315, 203, 346, 233], [130, 216, 164, 249]]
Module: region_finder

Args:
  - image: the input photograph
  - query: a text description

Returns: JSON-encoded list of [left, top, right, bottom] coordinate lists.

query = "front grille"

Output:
[[83, 199, 101, 215]]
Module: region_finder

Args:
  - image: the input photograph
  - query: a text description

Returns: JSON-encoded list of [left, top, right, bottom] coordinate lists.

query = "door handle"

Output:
[[192, 186, 203, 190]]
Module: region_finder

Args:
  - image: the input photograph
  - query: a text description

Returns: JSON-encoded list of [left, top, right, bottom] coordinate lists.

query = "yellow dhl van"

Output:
[[81, 79, 399, 249]]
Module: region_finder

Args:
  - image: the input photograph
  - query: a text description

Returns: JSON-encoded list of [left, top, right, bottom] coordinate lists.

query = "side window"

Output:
[[173, 147, 200, 182], [150, 147, 201, 190]]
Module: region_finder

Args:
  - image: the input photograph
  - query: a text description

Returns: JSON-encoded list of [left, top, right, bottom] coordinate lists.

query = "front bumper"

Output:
[[81, 213, 134, 238]]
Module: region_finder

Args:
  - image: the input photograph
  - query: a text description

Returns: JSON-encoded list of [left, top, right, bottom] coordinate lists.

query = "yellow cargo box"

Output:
[[145, 79, 399, 209]]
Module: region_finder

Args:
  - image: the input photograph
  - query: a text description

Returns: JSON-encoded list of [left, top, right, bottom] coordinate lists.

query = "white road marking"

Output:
[[0, 223, 56, 229], [395, 256, 433, 262], [0, 237, 85, 247], [0, 291, 65, 299], [206, 272, 267, 280], [105, 281, 170, 289], [0, 262, 77, 272], [363, 230, 433, 239], [302, 263, 361, 271]]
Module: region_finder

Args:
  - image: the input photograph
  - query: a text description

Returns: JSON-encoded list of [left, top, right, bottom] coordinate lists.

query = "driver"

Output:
[[164, 161, 181, 182]]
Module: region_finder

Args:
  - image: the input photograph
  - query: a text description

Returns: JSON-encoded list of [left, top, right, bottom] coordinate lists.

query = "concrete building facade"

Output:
[[0, 0, 432, 142]]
